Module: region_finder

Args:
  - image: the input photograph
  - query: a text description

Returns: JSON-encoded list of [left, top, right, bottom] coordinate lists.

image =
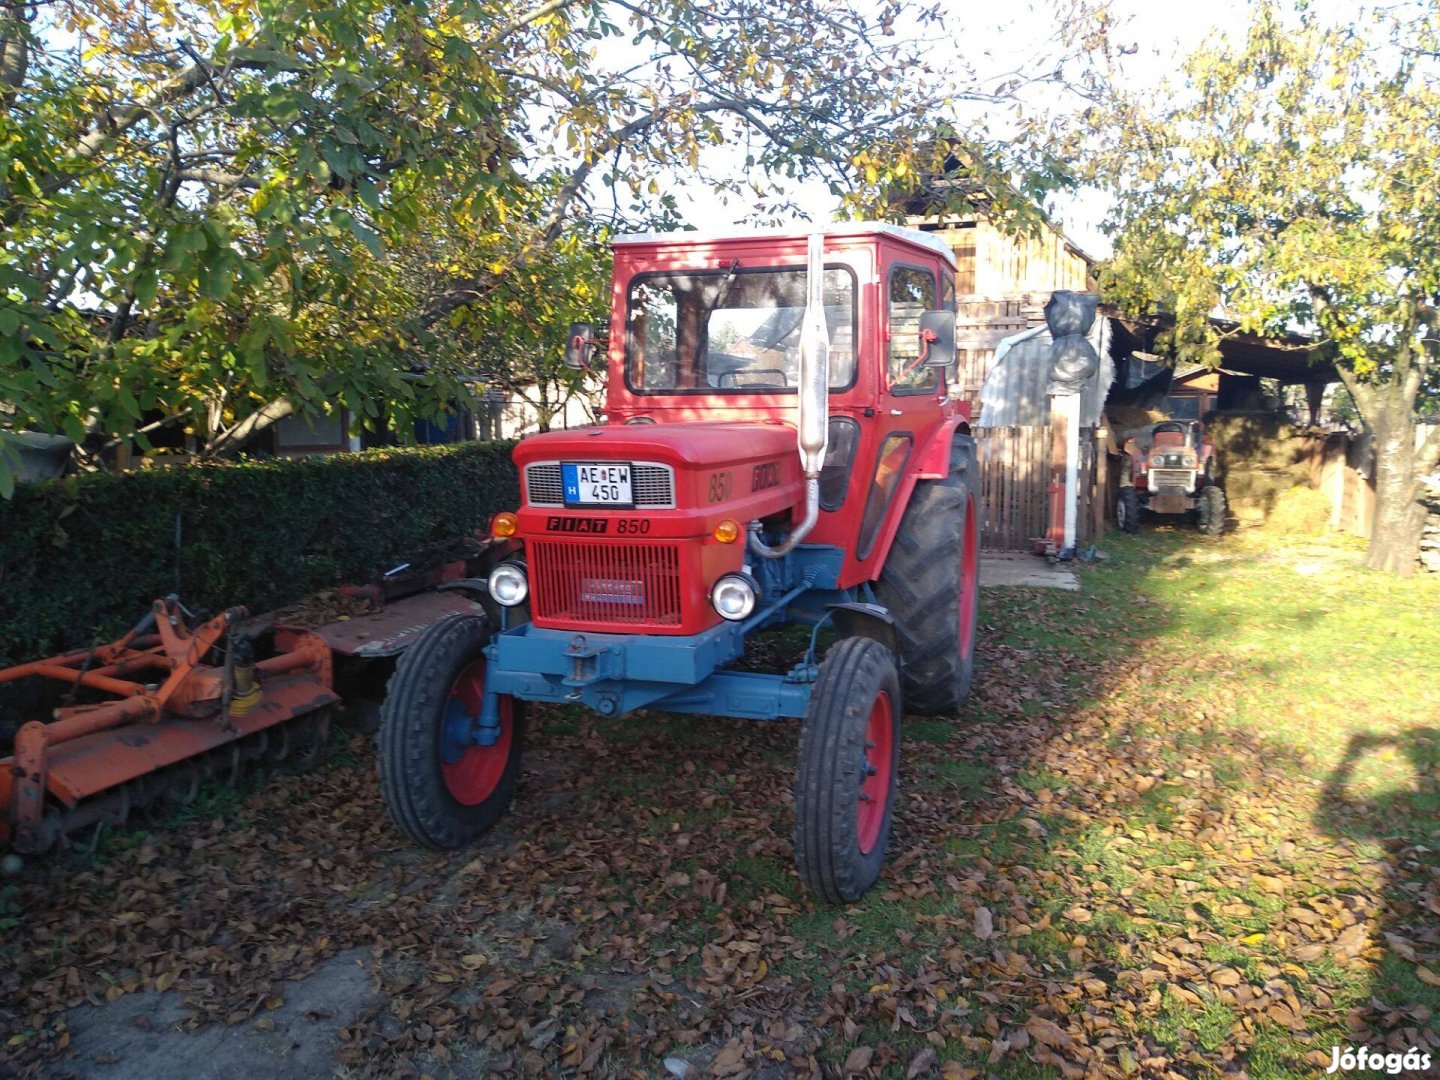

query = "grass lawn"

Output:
[[3, 526, 1439, 1079]]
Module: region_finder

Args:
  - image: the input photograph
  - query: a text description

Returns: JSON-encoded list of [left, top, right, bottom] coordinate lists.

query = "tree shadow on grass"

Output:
[[1315, 728, 1440, 1064]]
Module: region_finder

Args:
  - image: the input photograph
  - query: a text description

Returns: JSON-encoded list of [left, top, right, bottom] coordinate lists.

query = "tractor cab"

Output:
[[552, 223, 966, 595], [379, 224, 983, 903]]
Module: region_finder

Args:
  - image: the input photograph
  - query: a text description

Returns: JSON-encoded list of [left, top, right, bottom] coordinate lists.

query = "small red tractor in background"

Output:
[[1117, 419, 1225, 536], [379, 224, 981, 902]]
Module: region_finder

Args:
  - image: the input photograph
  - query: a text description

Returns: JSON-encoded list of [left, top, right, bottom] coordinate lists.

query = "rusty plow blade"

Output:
[[0, 598, 339, 854]]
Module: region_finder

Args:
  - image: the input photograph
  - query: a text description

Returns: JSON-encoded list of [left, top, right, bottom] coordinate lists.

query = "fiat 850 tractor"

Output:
[[378, 224, 980, 902]]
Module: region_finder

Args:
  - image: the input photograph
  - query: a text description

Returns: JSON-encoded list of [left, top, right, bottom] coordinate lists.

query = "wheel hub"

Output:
[[440, 659, 513, 806], [856, 690, 894, 855]]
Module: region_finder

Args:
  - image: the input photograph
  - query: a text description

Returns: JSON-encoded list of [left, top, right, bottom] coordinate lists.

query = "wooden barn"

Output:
[[908, 211, 1097, 419]]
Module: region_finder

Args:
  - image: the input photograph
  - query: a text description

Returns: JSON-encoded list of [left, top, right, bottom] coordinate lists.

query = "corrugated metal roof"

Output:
[[977, 318, 1114, 428]]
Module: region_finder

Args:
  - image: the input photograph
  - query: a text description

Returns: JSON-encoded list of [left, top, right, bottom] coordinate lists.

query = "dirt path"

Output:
[[43, 948, 381, 1080]]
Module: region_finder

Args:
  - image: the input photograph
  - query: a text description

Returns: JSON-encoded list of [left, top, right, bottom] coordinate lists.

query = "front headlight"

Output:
[[710, 573, 759, 621], [487, 561, 529, 607]]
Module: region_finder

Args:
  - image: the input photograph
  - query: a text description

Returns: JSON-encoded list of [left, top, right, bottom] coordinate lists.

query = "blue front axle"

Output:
[[458, 544, 854, 731]]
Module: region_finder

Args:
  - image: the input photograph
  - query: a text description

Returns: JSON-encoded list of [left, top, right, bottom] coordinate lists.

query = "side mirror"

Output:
[[564, 322, 595, 370], [917, 310, 956, 367]]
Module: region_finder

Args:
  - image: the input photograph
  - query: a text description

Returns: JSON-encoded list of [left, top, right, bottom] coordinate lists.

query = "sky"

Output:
[[658, 0, 1263, 258]]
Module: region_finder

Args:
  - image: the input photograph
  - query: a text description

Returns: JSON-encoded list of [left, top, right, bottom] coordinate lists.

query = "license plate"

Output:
[[562, 462, 632, 506], [580, 578, 645, 606]]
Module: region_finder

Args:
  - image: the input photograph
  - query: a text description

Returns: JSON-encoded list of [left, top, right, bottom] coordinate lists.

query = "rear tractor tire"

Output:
[[1198, 485, 1226, 536], [875, 435, 980, 716], [1117, 487, 1141, 534], [795, 637, 902, 903], [379, 614, 524, 849]]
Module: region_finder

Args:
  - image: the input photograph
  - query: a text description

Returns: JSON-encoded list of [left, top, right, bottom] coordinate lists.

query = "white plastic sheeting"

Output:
[[977, 317, 1114, 428]]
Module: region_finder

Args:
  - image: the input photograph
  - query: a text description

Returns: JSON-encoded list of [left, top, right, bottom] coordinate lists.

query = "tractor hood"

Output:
[[512, 420, 799, 471]]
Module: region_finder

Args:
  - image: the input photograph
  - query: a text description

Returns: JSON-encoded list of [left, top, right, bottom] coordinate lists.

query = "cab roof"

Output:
[[611, 221, 956, 269]]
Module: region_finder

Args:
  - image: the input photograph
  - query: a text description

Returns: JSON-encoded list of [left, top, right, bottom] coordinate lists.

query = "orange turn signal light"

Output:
[[491, 512, 519, 538], [713, 519, 741, 544]]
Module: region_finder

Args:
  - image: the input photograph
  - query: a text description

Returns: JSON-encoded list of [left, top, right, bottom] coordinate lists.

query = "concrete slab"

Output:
[[44, 948, 383, 1080], [981, 553, 1080, 591]]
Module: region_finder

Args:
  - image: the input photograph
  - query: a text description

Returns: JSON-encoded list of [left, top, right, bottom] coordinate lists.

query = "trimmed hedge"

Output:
[[0, 442, 519, 665]]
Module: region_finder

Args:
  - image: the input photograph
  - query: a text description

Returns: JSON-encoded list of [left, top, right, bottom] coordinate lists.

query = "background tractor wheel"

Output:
[[1198, 485, 1227, 536], [875, 434, 980, 716], [795, 636, 902, 903], [379, 614, 524, 849], [1118, 487, 1141, 534]]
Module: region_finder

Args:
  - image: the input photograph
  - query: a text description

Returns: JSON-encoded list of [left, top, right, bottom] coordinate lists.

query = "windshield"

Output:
[[625, 265, 856, 393]]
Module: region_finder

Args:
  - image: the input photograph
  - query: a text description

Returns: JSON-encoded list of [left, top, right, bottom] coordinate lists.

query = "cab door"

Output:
[[851, 254, 950, 564]]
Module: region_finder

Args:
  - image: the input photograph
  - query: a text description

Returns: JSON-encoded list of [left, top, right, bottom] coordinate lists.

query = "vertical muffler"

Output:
[[751, 232, 830, 559]]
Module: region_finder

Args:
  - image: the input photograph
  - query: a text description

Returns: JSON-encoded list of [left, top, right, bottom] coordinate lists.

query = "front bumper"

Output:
[[485, 621, 812, 721]]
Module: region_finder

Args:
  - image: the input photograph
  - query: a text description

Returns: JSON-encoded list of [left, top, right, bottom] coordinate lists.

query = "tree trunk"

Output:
[[1362, 395, 1426, 577], [1, 11, 28, 111]]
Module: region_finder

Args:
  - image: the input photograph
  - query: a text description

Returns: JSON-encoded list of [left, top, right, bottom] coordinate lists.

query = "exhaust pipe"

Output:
[[751, 232, 829, 560]]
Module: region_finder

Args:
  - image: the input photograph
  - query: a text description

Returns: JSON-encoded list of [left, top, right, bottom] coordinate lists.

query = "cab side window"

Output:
[[887, 266, 938, 395]]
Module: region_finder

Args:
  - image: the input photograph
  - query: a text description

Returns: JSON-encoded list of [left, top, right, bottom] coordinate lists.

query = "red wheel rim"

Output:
[[857, 690, 894, 855], [958, 494, 978, 661], [440, 659, 514, 806]]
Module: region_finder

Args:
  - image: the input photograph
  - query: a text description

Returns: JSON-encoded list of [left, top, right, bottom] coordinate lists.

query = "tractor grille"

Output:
[[529, 539, 683, 627], [1149, 468, 1195, 491], [630, 464, 676, 506], [523, 462, 675, 508]]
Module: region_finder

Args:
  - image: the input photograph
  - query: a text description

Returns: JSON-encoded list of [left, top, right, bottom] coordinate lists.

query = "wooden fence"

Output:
[[976, 425, 1051, 550], [1298, 431, 1375, 539], [977, 424, 1106, 551]]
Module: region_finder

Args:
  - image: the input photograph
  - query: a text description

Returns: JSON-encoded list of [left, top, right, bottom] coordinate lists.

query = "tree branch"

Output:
[[477, 0, 581, 52], [207, 398, 293, 457], [1, 46, 263, 230], [175, 167, 261, 190], [1333, 363, 1377, 429], [417, 93, 864, 327]]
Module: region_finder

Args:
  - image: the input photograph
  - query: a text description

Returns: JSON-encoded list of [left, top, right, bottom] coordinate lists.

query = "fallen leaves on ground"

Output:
[[2, 531, 1438, 1078]]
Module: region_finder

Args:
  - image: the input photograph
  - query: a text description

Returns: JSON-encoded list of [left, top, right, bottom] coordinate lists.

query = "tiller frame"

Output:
[[0, 598, 338, 853]]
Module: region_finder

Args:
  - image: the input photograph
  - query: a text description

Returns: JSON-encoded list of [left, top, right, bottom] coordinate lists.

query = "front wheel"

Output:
[[794, 637, 902, 903], [379, 614, 524, 849], [1198, 485, 1226, 536], [1117, 487, 1140, 534]]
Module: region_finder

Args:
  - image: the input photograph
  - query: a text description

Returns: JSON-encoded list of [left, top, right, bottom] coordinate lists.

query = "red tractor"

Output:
[[379, 225, 980, 902], [1117, 419, 1225, 535]]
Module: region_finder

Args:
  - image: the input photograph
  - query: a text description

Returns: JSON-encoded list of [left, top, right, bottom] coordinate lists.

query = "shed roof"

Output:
[[1107, 314, 1335, 384]]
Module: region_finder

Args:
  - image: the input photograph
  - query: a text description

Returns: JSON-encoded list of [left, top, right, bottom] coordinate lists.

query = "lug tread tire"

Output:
[[795, 637, 902, 904], [1118, 487, 1141, 534], [875, 436, 978, 716], [379, 613, 523, 850], [1199, 485, 1226, 536]]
